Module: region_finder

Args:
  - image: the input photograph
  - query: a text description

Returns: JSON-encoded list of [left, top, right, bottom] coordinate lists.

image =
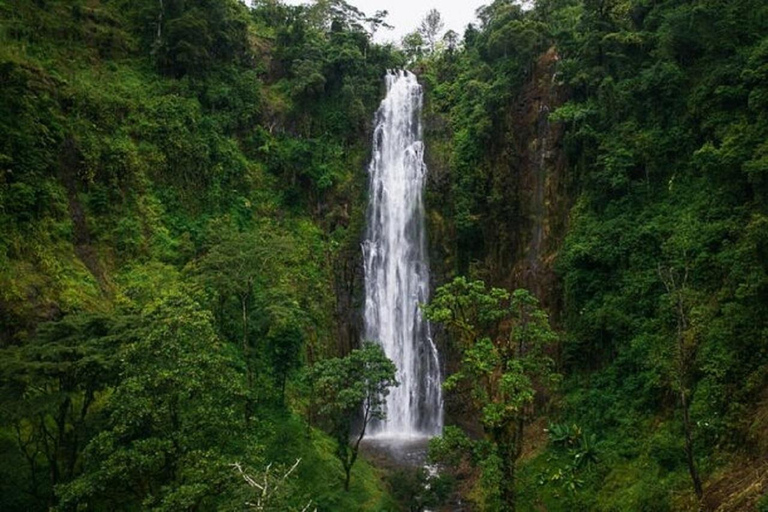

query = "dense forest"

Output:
[[1, 0, 767, 511]]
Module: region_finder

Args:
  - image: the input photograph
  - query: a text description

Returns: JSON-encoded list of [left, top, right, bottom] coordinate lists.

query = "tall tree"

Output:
[[418, 8, 445, 54], [442, 29, 460, 54], [424, 278, 559, 511], [402, 30, 426, 62], [365, 9, 392, 40], [191, 220, 300, 409], [0, 314, 132, 509], [655, 218, 707, 501], [307, 342, 397, 491], [56, 293, 251, 510]]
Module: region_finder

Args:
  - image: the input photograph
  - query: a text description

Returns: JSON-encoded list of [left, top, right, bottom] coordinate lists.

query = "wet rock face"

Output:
[[506, 47, 571, 320], [424, 47, 571, 321], [421, 48, 571, 430]]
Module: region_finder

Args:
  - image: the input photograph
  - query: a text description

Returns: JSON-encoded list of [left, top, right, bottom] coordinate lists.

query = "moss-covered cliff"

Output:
[[418, 0, 768, 509]]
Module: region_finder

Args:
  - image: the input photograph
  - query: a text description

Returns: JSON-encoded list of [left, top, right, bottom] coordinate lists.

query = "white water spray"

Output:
[[363, 70, 443, 438]]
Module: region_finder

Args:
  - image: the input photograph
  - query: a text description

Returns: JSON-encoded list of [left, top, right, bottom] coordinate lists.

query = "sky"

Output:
[[282, 0, 490, 43]]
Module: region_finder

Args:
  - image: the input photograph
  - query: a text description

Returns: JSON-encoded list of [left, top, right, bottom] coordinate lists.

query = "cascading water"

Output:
[[363, 70, 443, 438]]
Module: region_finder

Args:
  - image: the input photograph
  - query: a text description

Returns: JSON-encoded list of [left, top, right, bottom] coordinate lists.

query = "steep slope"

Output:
[[419, 0, 768, 510], [0, 1, 401, 510]]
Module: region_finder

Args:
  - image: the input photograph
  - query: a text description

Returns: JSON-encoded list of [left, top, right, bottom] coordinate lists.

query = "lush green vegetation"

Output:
[[425, 278, 559, 511], [3, 0, 768, 510], [417, 0, 768, 510], [308, 342, 397, 491], [0, 0, 402, 510]]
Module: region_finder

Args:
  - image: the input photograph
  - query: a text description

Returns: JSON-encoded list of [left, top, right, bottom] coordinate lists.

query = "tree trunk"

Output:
[[343, 406, 369, 492], [500, 442, 517, 512], [495, 424, 521, 512], [241, 289, 254, 423], [676, 286, 702, 500], [242, 293, 251, 388], [681, 389, 703, 499], [156, 0, 164, 42], [659, 264, 703, 502]]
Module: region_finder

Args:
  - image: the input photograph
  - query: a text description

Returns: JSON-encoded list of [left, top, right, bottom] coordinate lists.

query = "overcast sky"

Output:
[[282, 0, 489, 43]]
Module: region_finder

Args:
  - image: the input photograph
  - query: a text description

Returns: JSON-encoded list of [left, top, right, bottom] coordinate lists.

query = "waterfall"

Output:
[[363, 70, 443, 438]]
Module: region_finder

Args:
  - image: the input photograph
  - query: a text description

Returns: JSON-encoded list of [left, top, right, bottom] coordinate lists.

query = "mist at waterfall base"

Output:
[[362, 70, 443, 447]]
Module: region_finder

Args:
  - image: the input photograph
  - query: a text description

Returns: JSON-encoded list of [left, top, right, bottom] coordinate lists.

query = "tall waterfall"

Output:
[[363, 70, 443, 438]]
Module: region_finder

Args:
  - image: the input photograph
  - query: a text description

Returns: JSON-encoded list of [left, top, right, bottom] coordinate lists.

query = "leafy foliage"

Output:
[[425, 278, 559, 511], [307, 342, 397, 491], [3, 0, 768, 510], [0, 0, 399, 509], [57, 293, 249, 511], [419, 0, 768, 508]]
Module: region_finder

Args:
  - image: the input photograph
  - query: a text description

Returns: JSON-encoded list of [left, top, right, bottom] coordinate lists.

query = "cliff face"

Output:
[[497, 47, 570, 319], [424, 47, 570, 319], [422, 48, 570, 433]]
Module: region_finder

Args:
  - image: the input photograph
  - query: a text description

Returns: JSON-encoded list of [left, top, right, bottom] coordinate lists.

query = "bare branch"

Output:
[[230, 459, 305, 510]]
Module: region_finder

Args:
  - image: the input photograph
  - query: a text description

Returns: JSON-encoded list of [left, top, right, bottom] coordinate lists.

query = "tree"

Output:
[[657, 262, 703, 500], [266, 323, 304, 404], [122, 0, 253, 77], [365, 10, 392, 40], [402, 31, 426, 63], [230, 459, 315, 511], [442, 29, 460, 54], [655, 218, 706, 501], [0, 314, 133, 509], [418, 8, 444, 54], [56, 293, 251, 510], [306, 343, 397, 491], [191, 220, 300, 409], [424, 278, 559, 512]]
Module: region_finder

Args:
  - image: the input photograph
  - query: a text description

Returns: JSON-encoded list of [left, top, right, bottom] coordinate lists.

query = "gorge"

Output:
[[1, 0, 768, 511]]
